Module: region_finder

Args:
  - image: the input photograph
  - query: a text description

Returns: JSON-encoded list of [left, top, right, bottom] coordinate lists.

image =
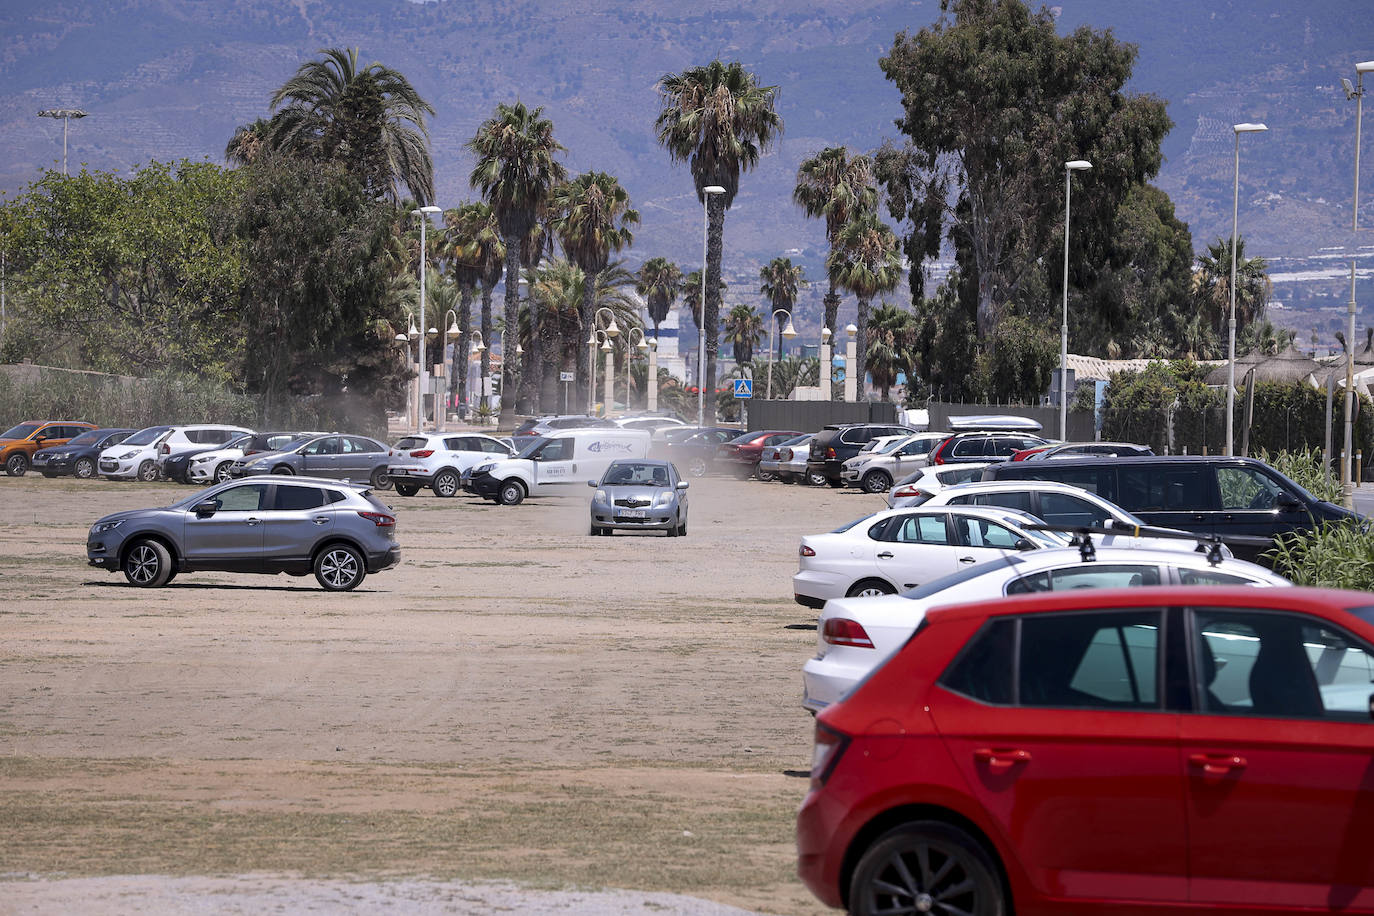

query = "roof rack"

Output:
[[1023, 521, 1262, 567]]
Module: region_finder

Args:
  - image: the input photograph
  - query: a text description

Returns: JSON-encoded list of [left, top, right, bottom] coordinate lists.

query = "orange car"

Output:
[[1, 420, 97, 477]]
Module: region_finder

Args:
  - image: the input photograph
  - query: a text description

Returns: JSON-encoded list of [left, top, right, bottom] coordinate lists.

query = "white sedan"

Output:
[[793, 506, 1069, 608], [884, 461, 991, 507], [801, 545, 1291, 712]]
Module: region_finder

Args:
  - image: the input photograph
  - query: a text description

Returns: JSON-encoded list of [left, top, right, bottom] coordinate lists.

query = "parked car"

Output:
[[469, 427, 652, 505], [160, 432, 254, 483], [715, 429, 804, 479], [797, 585, 1374, 915], [757, 433, 813, 483], [1014, 440, 1154, 461], [982, 455, 1364, 561], [587, 458, 689, 536], [512, 414, 617, 437], [923, 430, 1049, 466], [184, 431, 322, 485], [86, 476, 399, 591], [99, 425, 175, 481], [841, 432, 949, 493], [614, 414, 687, 433], [884, 462, 991, 507], [793, 506, 1070, 606], [231, 433, 392, 488], [1, 420, 97, 476], [807, 423, 917, 488], [801, 543, 1290, 712], [152, 424, 254, 480], [31, 427, 133, 479], [386, 432, 513, 497], [653, 426, 742, 477]]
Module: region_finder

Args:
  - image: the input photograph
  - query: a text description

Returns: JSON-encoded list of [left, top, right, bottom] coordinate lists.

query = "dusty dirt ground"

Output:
[[0, 467, 884, 914]]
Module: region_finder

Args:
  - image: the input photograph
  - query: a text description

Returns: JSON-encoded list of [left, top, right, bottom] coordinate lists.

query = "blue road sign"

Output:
[[733, 378, 753, 399]]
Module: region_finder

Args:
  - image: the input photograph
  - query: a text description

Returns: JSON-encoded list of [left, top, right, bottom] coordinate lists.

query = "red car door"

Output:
[[931, 608, 1189, 906], [1183, 606, 1374, 910]]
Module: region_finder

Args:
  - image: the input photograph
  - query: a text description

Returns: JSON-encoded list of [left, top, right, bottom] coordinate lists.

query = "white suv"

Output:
[[386, 433, 513, 497], [153, 424, 253, 477], [99, 425, 175, 481]]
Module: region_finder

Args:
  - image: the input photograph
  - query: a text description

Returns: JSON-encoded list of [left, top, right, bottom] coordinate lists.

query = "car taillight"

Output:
[[823, 618, 875, 648], [780, 448, 792, 460], [810, 722, 850, 788], [892, 486, 931, 500], [825, 447, 836, 459], [410, 449, 434, 458], [160, 444, 170, 454], [799, 544, 816, 557], [931, 440, 951, 465], [357, 511, 395, 527]]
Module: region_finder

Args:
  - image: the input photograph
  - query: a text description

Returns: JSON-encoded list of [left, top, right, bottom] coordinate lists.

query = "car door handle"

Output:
[[313, 516, 329, 525], [959, 556, 976, 564], [876, 551, 894, 559], [245, 517, 261, 526], [973, 747, 1031, 767], [1188, 753, 1247, 775], [1192, 514, 1207, 522]]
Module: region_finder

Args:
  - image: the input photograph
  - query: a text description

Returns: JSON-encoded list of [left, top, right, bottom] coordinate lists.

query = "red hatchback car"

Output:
[[714, 429, 803, 478], [798, 586, 1374, 915]]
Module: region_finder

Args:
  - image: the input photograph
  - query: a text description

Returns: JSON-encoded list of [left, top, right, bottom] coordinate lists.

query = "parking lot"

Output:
[[0, 472, 876, 914]]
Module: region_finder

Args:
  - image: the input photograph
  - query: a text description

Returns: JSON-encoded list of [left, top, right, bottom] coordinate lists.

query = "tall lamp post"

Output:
[[410, 205, 442, 429], [469, 331, 487, 417], [624, 327, 647, 414], [37, 108, 87, 176], [766, 309, 798, 400], [1226, 124, 1267, 457], [697, 185, 726, 427], [1059, 160, 1092, 442], [438, 311, 460, 433], [394, 311, 421, 432], [1341, 61, 1374, 502], [589, 307, 620, 415], [819, 327, 833, 401]]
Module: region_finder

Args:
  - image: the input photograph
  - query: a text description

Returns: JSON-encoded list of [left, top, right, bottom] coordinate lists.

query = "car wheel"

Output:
[[861, 470, 893, 494], [432, 470, 460, 498], [123, 538, 172, 587], [498, 479, 526, 506], [806, 469, 828, 487], [678, 517, 687, 537], [137, 459, 158, 482], [5, 452, 29, 476], [370, 467, 393, 491], [755, 468, 776, 482], [395, 483, 420, 497], [846, 578, 897, 598], [314, 543, 366, 591], [827, 478, 844, 488], [213, 461, 233, 483], [849, 821, 1005, 916], [687, 457, 708, 478], [74, 457, 96, 479], [272, 464, 295, 475], [589, 523, 603, 537]]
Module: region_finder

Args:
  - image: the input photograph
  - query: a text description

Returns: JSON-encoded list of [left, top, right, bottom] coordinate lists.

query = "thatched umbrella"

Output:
[[1206, 344, 1325, 388]]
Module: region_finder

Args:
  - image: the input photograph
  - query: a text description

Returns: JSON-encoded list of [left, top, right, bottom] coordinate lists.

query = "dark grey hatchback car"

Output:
[[87, 477, 400, 591]]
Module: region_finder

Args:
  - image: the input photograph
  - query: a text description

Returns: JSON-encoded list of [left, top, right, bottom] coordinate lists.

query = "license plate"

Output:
[[619, 509, 646, 519], [391, 469, 408, 476]]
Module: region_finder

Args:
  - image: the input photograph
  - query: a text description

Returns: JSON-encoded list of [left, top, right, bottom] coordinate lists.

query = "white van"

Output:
[[468, 427, 651, 505]]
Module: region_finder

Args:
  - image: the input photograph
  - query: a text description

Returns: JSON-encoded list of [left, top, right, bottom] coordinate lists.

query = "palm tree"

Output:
[[656, 60, 782, 423], [268, 47, 435, 204], [828, 213, 904, 400], [1193, 237, 1272, 340], [224, 117, 280, 166], [758, 257, 807, 359], [468, 102, 567, 424], [794, 147, 876, 334], [723, 303, 764, 367], [444, 202, 504, 414], [767, 356, 820, 401], [549, 171, 639, 408], [866, 304, 916, 402], [636, 257, 683, 339]]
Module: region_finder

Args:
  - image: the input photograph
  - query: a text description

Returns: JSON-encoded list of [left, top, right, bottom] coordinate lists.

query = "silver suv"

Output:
[[86, 477, 400, 591]]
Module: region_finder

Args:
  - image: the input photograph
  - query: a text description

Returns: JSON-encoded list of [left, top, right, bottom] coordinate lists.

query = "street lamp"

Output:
[[819, 327, 833, 401], [410, 205, 442, 429], [589, 307, 619, 415], [37, 108, 87, 176], [1059, 159, 1092, 442], [1226, 123, 1267, 457], [469, 330, 487, 417], [766, 309, 798, 400], [698, 184, 726, 427], [624, 327, 647, 414], [1341, 61, 1373, 503], [435, 310, 460, 432]]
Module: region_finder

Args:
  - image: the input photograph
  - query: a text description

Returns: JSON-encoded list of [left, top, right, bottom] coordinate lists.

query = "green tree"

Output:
[[549, 171, 639, 408], [758, 257, 807, 359], [828, 212, 904, 400], [441, 202, 498, 410], [1194, 236, 1272, 343], [723, 303, 764, 367], [794, 147, 876, 333], [866, 304, 917, 402], [877, 0, 1171, 338], [656, 60, 782, 423], [969, 315, 1059, 403], [468, 102, 567, 424], [636, 257, 682, 338], [265, 47, 435, 205]]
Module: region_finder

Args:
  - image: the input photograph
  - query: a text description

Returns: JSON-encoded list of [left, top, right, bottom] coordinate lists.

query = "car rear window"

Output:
[[397, 437, 428, 450], [274, 485, 327, 510]]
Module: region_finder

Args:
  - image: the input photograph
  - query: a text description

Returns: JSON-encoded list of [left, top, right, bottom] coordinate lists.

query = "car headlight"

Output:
[[51, 451, 70, 460], [476, 463, 493, 474], [118, 450, 138, 460], [192, 455, 214, 465], [90, 520, 124, 534], [594, 488, 608, 503], [653, 492, 674, 508]]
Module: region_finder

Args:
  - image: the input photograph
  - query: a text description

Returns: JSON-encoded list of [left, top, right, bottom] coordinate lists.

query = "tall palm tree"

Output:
[[444, 202, 504, 413], [1193, 236, 1272, 340], [794, 147, 876, 334], [656, 60, 782, 423], [224, 117, 280, 167], [268, 47, 435, 204], [828, 213, 904, 400], [468, 102, 567, 424], [723, 303, 765, 367], [549, 171, 639, 408], [636, 257, 683, 339], [758, 257, 807, 359], [866, 304, 916, 402]]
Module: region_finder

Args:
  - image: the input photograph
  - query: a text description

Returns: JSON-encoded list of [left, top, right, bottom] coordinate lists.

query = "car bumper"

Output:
[[590, 506, 678, 531], [840, 467, 862, 484], [386, 466, 436, 485], [33, 455, 72, 474], [99, 459, 141, 479], [807, 459, 844, 481], [801, 654, 875, 713], [186, 465, 217, 482], [365, 544, 402, 573], [469, 472, 499, 498], [796, 783, 859, 910], [793, 569, 848, 607]]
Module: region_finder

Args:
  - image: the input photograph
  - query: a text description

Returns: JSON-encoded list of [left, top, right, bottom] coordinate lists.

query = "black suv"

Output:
[[982, 455, 1363, 562], [807, 423, 915, 487]]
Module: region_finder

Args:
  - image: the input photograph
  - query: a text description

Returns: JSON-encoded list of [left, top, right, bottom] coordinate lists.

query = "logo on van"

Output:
[[587, 440, 634, 454]]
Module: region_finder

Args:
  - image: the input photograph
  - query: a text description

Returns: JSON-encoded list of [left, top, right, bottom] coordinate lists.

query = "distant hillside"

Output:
[[1, 0, 1369, 332]]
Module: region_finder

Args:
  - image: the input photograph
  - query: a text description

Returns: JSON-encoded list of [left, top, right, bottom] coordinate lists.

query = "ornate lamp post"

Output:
[[766, 309, 798, 400]]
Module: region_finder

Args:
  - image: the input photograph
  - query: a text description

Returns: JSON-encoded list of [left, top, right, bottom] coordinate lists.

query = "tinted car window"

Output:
[[1006, 564, 1162, 595], [274, 485, 327, 510], [951, 438, 985, 458], [347, 437, 382, 454], [397, 436, 428, 450], [1021, 611, 1161, 708], [66, 430, 105, 447], [1039, 493, 1111, 527], [1117, 466, 1213, 512], [941, 618, 1015, 705], [970, 492, 1033, 514]]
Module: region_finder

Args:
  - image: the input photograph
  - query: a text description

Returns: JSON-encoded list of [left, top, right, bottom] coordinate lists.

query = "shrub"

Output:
[[1266, 519, 1374, 591]]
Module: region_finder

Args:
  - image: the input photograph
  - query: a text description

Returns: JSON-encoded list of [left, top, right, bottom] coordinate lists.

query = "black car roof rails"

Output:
[[1022, 522, 1261, 567]]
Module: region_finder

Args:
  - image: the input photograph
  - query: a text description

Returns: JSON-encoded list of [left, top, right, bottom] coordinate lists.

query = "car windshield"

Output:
[[273, 437, 312, 454], [780, 434, 810, 446], [901, 557, 1021, 599], [515, 436, 549, 459], [222, 434, 253, 449], [832, 514, 876, 534], [603, 463, 671, 486], [122, 426, 172, 447], [874, 438, 907, 455], [395, 436, 428, 450], [1, 423, 41, 439], [65, 430, 105, 446]]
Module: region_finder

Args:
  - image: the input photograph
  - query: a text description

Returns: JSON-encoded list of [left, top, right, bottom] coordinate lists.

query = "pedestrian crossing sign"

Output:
[[733, 378, 753, 399]]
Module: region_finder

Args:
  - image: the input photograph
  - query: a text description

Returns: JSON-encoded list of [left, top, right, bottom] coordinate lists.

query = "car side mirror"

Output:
[[1014, 537, 1037, 551], [1277, 492, 1302, 511], [587, 479, 598, 488], [193, 499, 218, 518], [677, 481, 689, 490]]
